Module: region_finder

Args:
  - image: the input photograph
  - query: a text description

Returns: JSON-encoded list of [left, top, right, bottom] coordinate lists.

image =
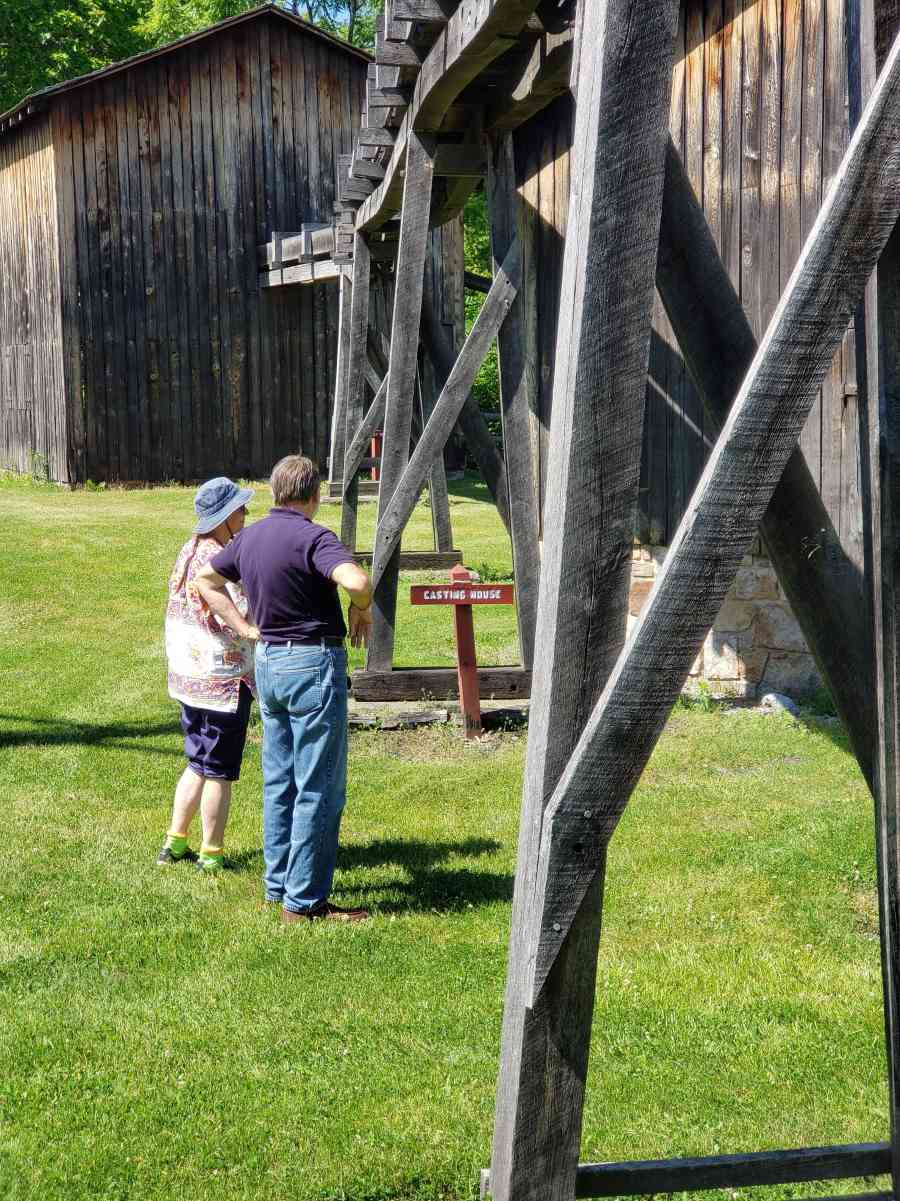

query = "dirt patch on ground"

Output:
[[351, 722, 524, 763]]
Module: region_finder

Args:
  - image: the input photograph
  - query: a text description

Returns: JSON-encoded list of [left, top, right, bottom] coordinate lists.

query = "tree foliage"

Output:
[[0, 0, 148, 114], [137, 0, 253, 48], [463, 187, 500, 412], [137, 0, 380, 50]]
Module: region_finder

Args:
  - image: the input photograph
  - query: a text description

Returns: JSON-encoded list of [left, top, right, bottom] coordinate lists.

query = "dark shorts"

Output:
[[180, 682, 253, 781]]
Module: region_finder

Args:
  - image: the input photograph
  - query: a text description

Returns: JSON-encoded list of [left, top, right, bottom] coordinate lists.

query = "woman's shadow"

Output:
[[227, 837, 513, 914]]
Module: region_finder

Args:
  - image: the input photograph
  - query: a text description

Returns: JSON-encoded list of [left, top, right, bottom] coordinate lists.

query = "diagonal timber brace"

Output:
[[343, 376, 388, 495], [525, 24, 900, 1006], [369, 240, 521, 588], [418, 300, 513, 534], [657, 139, 876, 790]]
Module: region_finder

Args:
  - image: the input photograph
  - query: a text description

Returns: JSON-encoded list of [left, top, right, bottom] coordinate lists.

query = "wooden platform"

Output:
[[351, 666, 531, 701], [353, 549, 462, 570], [321, 479, 380, 501]]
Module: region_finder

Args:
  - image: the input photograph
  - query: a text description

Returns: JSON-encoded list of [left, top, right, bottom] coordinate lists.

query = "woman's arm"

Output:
[[194, 563, 260, 641]]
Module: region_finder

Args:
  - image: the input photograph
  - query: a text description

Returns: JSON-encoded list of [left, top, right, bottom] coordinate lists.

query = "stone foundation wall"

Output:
[[629, 545, 822, 700]]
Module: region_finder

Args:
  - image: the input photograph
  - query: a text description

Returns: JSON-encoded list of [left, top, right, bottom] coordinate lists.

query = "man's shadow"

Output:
[[228, 837, 514, 914]]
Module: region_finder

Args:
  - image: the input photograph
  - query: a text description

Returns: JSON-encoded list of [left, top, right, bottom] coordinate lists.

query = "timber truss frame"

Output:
[[259, 0, 900, 1196]]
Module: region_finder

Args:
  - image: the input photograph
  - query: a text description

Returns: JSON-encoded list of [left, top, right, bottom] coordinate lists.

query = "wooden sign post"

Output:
[[410, 563, 515, 738], [370, 430, 382, 480]]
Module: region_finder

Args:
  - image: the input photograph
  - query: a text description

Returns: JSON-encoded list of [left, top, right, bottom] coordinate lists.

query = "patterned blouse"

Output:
[[165, 536, 256, 714]]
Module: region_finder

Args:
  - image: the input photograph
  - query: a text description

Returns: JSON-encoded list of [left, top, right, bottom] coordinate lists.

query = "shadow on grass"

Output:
[[228, 837, 514, 913], [340, 836, 513, 913], [0, 712, 181, 755]]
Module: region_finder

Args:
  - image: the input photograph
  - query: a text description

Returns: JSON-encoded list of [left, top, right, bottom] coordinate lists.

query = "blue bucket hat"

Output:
[[193, 477, 254, 535]]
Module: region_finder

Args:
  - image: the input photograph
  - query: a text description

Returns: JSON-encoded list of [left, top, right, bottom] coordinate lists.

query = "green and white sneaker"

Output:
[[156, 835, 198, 866], [195, 850, 225, 873]]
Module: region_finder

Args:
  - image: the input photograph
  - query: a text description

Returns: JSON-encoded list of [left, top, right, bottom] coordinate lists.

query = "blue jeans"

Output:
[[254, 642, 348, 913]]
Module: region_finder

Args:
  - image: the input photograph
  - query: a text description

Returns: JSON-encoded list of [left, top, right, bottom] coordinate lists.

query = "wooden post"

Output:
[[341, 232, 372, 549], [368, 132, 436, 672], [370, 430, 382, 480], [328, 266, 353, 490], [451, 564, 482, 738], [489, 0, 680, 1196], [418, 354, 455, 551], [848, 0, 900, 1189], [522, 21, 900, 1005], [486, 131, 541, 669]]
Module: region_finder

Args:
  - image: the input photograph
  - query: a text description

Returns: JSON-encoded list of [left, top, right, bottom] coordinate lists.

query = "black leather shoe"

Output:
[[281, 901, 370, 924]]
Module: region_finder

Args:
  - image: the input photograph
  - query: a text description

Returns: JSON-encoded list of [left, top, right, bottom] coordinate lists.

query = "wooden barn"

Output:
[[0, 3, 372, 484]]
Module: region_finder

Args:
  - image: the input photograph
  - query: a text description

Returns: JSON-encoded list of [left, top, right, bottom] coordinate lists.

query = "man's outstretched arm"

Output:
[[332, 562, 372, 648]]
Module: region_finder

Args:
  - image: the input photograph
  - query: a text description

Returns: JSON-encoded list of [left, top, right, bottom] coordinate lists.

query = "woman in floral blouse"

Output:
[[157, 478, 258, 872]]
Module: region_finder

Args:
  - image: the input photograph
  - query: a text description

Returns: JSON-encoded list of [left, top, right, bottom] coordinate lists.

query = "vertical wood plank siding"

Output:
[[513, 0, 859, 549], [6, 14, 367, 483], [0, 116, 68, 480]]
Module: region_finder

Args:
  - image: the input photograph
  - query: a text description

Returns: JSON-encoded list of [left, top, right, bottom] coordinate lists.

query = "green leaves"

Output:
[[0, 0, 148, 114]]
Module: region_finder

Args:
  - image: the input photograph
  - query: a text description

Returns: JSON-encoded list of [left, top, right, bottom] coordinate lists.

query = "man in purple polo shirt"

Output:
[[195, 454, 373, 923]]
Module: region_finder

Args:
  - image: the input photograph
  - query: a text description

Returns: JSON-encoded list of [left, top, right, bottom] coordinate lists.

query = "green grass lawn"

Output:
[[0, 475, 889, 1201]]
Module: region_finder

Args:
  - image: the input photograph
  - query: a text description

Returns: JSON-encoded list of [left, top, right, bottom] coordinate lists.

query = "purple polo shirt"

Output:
[[211, 508, 354, 643]]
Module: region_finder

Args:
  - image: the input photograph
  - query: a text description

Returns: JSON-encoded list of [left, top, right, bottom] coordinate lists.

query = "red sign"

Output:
[[410, 584, 515, 606]]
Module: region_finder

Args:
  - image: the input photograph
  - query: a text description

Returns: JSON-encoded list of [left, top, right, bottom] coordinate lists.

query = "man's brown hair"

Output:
[[270, 455, 321, 505]]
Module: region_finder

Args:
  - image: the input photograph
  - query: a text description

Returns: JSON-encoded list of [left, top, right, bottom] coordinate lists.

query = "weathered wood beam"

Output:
[[418, 357, 455, 552], [343, 379, 389, 495], [483, 28, 575, 132], [354, 549, 462, 569], [489, 0, 680, 1196], [480, 1142, 893, 1199], [391, 0, 453, 21], [368, 133, 437, 671], [433, 143, 489, 176], [258, 224, 335, 269], [328, 266, 354, 486], [487, 132, 541, 669], [849, 0, 900, 1190], [574, 1145, 892, 1197], [356, 0, 544, 232], [340, 234, 372, 549], [257, 259, 342, 288], [257, 230, 303, 267], [353, 665, 530, 700], [656, 139, 875, 789], [367, 86, 413, 108], [465, 270, 492, 293], [418, 299, 512, 533], [357, 127, 397, 149], [376, 39, 427, 67], [525, 21, 900, 1007], [352, 156, 388, 183], [370, 241, 520, 588]]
